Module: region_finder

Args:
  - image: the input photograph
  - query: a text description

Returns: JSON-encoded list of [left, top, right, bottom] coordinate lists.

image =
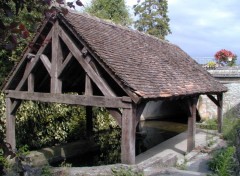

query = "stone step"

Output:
[[144, 167, 207, 176]]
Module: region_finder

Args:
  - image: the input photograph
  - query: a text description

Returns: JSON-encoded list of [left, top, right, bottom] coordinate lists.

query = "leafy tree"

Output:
[[85, 0, 132, 26], [133, 0, 171, 39], [0, 0, 84, 86]]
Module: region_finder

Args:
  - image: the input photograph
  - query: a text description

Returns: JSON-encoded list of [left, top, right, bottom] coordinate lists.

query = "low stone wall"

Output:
[[25, 139, 97, 166], [198, 66, 240, 119]]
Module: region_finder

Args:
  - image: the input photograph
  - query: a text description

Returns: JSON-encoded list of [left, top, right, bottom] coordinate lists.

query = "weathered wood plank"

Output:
[[28, 73, 34, 93], [85, 74, 93, 96], [187, 97, 198, 153], [58, 27, 115, 97], [107, 108, 122, 126], [11, 100, 22, 115], [15, 27, 53, 91], [207, 95, 220, 107], [40, 54, 51, 74], [121, 104, 136, 164], [217, 94, 223, 133], [51, 21, 62, 93], [3, 20, 53, 91], [135, 102, 146, 127], [58, 52, 73, 77], [6, 98, 16, 150], [6, 91, 132, 109], [59, 18, 140, 103]]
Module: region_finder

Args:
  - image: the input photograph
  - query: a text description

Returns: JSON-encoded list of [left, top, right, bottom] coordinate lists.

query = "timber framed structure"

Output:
[[3, 10, 227, 165]]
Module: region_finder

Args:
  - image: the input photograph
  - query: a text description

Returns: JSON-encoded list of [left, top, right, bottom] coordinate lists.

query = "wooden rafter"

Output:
[[59, 16, 141, 103], [40, 54, 51, 74], [59, 27, 115, 97], [207, 95, 220, 107]]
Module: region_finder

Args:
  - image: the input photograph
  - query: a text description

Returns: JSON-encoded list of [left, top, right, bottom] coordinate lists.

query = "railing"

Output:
[[193, 57, 240, 65], [192, 57, 215, 65]]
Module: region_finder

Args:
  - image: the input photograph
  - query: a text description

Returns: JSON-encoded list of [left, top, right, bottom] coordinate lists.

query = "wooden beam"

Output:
[[6, 98, 16, 151], [28, 73, 34, 93], [85, 74, 93, 136], [85, 74, 93, 96], [6, 91, 132, 109], [15, 27, 53, 91], [187, 97, 198, 153], [121, 104, 136, 164], [3, 20, 53, 91], [207, 95, 220, 107], [135, 102, 146, 127], [59, 27, 115, 97], [58, 52, 73, 77], [51, 21, 62, 93], [11, 100, 22, 115], [107, 108, 122, 126], [217, 94, 223, 133], [40, 54, 51, 74], [58, 17, 141, 104]]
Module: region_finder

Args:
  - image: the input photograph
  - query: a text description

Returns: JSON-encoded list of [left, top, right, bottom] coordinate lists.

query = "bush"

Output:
[[208, 146, 236, 176], [223, 117, 240, 146], [16, 101, 86, 149]]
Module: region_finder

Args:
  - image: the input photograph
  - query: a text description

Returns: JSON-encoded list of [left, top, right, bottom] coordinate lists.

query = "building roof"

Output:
[[3, 11, 227, 100], [59, 11, 227, 98]]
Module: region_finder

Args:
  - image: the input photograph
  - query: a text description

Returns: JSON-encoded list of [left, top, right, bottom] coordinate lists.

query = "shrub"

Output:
[[208, 146, 236, 176]]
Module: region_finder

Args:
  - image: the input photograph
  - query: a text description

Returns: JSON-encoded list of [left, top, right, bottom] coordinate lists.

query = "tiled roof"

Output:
[[61, 11, 227, 99]]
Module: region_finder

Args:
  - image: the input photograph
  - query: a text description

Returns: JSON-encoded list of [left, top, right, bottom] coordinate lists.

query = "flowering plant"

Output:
[[214, 49, 237, 66]]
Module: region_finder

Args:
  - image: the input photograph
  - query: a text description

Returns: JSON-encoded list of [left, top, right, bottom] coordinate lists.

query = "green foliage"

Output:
[[208, 146, 236, 176], [85, 0, 132, 26], [40, 165, 52, 176], [223, 116, 240, 146], [16, 101, 86, 149], [133, 0, 171, 39], [207, 61, 216, 68], [199, 119, 218, 130], [93, 107, 118, 131], [0, 92, 6, 143], [112, 166, 144, 176]]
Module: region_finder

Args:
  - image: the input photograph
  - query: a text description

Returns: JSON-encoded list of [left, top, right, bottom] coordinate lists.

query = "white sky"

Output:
[[72, 0, 240, 60]]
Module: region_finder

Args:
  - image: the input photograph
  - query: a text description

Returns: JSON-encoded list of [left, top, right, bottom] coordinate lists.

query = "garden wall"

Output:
[[198, 67, 240, 119]]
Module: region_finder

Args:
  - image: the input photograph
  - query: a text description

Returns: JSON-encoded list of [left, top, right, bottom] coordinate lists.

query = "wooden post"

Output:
[[85, 74, 93, 136], [121, 104, 136, 164], [6, 98, 16, 151], [28, 73, 34, 92], [187, 97, 198, 153], [217, 93, 223, 133], [51, 21, 62, 93]]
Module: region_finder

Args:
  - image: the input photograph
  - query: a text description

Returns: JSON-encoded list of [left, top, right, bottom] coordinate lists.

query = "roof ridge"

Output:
[[66, 10, 173, 46]]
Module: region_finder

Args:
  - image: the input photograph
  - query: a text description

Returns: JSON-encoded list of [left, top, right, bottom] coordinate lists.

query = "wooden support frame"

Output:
[[187, 96, 198, 153], [6, 90, 131, 109], [59, 27, 115, 97], [6, 98, 16, 151], [217, 93, 223, 133], [121, 104, 136, 164], [51, 21, 62, 93], [85, 74, 93, 136], [207, 94, 223, 133]]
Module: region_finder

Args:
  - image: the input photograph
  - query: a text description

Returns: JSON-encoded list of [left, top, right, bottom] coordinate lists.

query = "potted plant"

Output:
[[214, 49, 237, 66]]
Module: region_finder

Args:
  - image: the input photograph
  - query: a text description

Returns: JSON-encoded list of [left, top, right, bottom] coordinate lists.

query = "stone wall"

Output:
[[198, 67, 240, 119]]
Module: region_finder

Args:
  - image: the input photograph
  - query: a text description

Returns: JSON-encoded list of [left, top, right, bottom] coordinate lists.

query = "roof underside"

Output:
[[60, 12, 227, 99]]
